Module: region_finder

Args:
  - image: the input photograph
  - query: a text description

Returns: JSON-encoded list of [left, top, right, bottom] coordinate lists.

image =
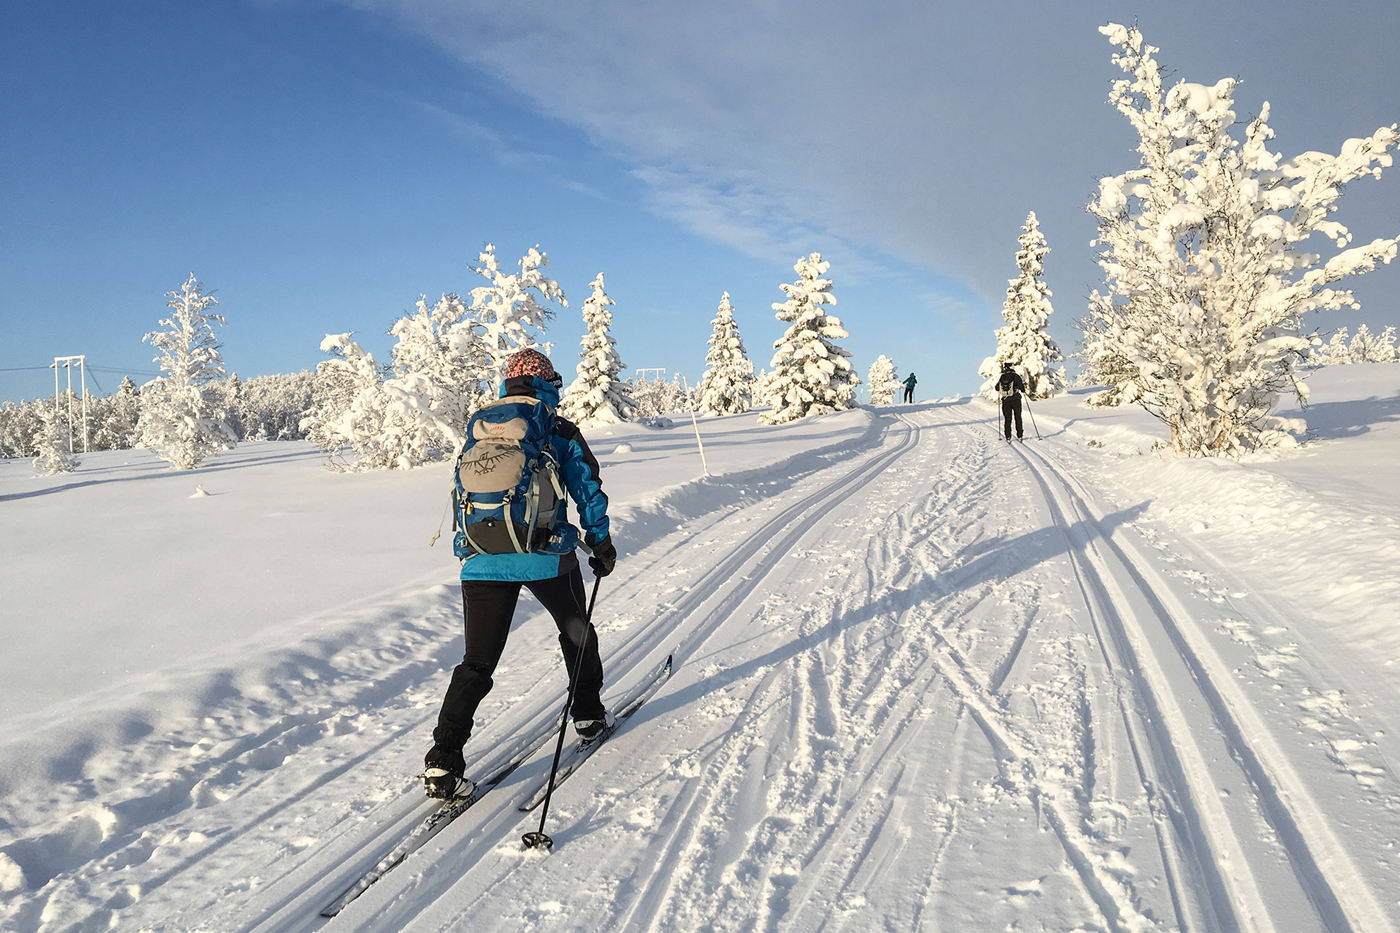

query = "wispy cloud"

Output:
[[341, 0, 1400, 314]]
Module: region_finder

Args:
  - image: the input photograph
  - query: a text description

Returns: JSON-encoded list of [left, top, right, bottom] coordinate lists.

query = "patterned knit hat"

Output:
[[504, 348, 559, 383]]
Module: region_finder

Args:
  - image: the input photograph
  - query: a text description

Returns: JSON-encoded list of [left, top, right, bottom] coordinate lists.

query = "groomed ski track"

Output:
[[17, 402, 1398, 933]]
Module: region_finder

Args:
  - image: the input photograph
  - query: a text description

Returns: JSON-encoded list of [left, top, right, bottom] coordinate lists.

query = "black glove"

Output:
[[588, 535, 617, 577]]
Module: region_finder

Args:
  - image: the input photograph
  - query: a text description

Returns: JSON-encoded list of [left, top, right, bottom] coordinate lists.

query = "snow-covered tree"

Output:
[[759, 253, 860, 425], [32, 405, 79, 474], [979, 212, 1064, 400], [624, 373, 693, 418], [752, 368, 774, 407], [1347, 324, 1399, 363], [0, 400, 38, 459], [697, 292, 756, 416], [469, 244, 566, 389], [1310, 324, 1399, 365], [559, 273, 637, 425], [92, 376, 141, 450], [867, 356, 902, 405], [136, 274, 237, 469], [301, 334, 432, 470], [386, 292, 492, 448], [1314, 327, 1355, 365], [228, 371, 317, 441], [1079, 25, 1399, 456]]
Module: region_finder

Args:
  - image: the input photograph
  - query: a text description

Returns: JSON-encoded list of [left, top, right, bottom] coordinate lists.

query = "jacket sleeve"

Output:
[[553, 418, 610, 545]]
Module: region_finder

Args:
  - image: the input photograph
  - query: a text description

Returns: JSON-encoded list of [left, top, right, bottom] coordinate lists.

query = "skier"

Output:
[[902, 372, 917, 404], [996, 361, 1025, 441], [422, 349, 619, 799]]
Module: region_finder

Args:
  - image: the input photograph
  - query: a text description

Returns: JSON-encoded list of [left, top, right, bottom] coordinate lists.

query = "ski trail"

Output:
[[1014, 437, 1395, 933], [390, 408, 1171, 933], [30, 399, 1395, 933], [292, 413, 933, 931]]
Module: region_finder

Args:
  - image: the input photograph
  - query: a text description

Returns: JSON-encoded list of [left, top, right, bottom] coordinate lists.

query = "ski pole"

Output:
[[523, 574, 602, 851], [1024, 395, 1042, 440]]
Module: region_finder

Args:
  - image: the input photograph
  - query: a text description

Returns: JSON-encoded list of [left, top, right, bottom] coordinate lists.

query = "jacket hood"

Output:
[[500, 374, 561, 408]]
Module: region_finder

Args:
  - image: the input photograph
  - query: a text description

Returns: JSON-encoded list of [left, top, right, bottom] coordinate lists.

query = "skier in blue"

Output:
[[423, 349, 618, 799]]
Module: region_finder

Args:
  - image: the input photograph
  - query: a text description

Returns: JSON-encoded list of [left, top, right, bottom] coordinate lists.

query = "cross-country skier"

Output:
[[422, 349, 618, 799], [902, 372, 917, 404], [996, 361, 1025, 441]]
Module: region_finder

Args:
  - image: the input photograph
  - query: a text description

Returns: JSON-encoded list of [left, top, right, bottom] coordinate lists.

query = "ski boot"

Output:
[[422, 744, 475, 800], [574, 710, 615, 748]]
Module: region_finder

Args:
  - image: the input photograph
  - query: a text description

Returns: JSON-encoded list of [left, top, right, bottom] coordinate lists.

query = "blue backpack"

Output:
[[451, 394, 578, 557]]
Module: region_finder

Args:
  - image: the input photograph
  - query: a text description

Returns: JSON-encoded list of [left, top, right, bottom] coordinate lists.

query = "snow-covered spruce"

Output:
[[135, 274, 237, 470], [866, 355, 903, 406], [559, 273, 637, 426], [979, 211, 1064, 401], [759, 253, 860, 425], [468, 243, 566, 390], [31, 405, 79, 474], [1079, 24, 1399, 456], [696, 292, 756, 416]]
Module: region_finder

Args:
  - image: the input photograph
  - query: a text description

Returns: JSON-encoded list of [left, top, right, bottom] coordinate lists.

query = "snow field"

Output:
[[3, 368, 1399, 932]]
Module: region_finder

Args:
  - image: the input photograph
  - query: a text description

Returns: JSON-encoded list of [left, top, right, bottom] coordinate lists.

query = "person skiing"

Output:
[[902, 372, 917, 404], [422, 348, 618, 799], [996, 361, 1025, 441]]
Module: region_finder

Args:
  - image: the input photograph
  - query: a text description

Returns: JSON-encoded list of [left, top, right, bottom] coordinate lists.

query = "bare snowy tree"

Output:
[[468, 244, 566, 389], [1080, 25, 1398, 456]]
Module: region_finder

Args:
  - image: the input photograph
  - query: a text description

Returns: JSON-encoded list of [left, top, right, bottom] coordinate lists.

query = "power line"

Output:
[[85, 368, 109, 397]]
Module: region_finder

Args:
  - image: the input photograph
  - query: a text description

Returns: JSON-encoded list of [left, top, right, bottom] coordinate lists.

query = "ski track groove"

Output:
[[1014, 437, 1394, 933], [282, 414, 930, 932], [18, 403, 1393, 933]]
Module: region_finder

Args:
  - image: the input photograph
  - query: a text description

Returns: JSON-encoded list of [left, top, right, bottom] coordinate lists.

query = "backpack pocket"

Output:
[[458, 442, 526, 493]]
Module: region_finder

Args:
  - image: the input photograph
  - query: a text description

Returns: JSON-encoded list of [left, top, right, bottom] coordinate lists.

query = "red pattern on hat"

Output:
[[504, 348, 557, 381]]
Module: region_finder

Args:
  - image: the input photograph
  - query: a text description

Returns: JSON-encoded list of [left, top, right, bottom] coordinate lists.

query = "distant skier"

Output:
[[902, 372, 917, 404], [996, 362, 1025, 441], [422, 349, 618, 799]]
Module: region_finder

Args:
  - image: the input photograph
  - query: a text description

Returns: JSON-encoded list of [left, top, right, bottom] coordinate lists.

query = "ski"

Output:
[[519, 653, 674, 812], [318, 720, 558, 918]]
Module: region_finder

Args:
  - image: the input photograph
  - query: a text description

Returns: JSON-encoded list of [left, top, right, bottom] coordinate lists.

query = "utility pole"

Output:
[[634, 367, 666, 383], [51, 355, 88, 453]]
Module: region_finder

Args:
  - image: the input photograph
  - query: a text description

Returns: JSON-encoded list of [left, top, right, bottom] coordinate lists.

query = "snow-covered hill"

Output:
[[2, 366, 1398, 932]]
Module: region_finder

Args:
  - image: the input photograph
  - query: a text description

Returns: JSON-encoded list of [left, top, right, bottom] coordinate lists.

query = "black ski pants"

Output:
[[432, 567, 605, 749], [903, 385, 914, 403], [1002, 395, 1023, 439]]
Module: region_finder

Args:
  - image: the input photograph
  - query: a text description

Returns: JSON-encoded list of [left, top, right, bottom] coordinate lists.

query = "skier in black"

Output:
[[422, 349, 618, 800], [996, 362, 1025, 441], [902, 372, 917, 404]]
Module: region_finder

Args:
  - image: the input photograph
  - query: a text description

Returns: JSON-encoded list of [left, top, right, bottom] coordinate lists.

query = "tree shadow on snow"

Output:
[[1286, 392, 1400, 441]]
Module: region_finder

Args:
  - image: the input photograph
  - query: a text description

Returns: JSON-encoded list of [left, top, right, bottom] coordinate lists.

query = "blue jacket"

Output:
[[459, 375, 611, 582]]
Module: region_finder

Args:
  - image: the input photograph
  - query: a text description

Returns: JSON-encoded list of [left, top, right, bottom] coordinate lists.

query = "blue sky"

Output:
[[3, 0, 1398, 403]]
